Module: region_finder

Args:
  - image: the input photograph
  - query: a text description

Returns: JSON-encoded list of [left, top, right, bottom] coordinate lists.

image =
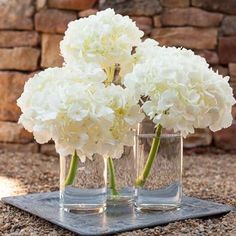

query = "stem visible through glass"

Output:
[[104, 64, 120, 197], [135, 124, 162, 187], [107, 157, 119, 196], [64, 151, 79, 186]]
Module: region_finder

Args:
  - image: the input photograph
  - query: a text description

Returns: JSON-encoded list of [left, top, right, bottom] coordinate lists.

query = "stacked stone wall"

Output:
[[0, 0, 235, 155]]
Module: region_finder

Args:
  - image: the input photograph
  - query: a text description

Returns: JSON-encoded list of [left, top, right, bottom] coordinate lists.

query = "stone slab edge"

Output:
[[1, 192, 234, 235]]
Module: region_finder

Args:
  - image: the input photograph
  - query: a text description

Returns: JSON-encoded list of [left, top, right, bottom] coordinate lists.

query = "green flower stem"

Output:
[[107, 157, 119, 196], [135, 124, 162, 187], [104, 65, 119, 197], [64, 151, 79, 186]]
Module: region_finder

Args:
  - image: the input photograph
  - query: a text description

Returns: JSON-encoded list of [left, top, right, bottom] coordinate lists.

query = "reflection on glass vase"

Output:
[[60, 153, 107, 213], [107, 146, 136, 205], [134, 121, 183, 211]]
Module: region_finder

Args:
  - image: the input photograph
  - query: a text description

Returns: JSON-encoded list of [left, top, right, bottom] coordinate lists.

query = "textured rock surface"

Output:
[[153, 15, 162, 27], [213, 124, 236, 150], [230, 83, 236, 99], [48, 0, 97, 10], [221, 16, 236, 36], [0, 31, 39, 48], [0, 0, 235, 152], [232, 106, 236, 119], [0, 48, 40, 71], [40, 144, 58, 156], [160, 0, 189, 8], [151, 27, 217, 49], [219, 37, 236, 64], [184, 129, 212, 148], [0, 143, 38, 153], [161, 8, 223, 27], [41, 34, 64, 68], [78, 9, 98, 17], [0, 122, 33, 143], [100, 0, 162, 16], [229, 63, 236, 82], [35, 9, 77, 33], [212, 66, 229, 77], [195, 50, 219, 65], [0, 0, 34, 30], [0, 72, 33, 121], [192, 0, 236, 14], [131, 17, 153, 35], [36, 0, 47, 11]]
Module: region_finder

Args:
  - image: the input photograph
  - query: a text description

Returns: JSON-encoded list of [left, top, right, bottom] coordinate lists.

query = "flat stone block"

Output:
[[0, 71, 34, 121], [0, 31, 39, 48], [0, 48, 40, 71], [0, 0, 34, 30], [41, 34, 63, 68], [151, 27, 217, 49], [48, 0, 97, 10], [0, 122, 33, 143], [99, 0, 162, 16], [160, 0, 189, 8], [35, 9, 77, 34], [214, 123, 236, 150], [161, 8, 223, 27], [219, 37, 236, 64], [0, 142, 39, 153]]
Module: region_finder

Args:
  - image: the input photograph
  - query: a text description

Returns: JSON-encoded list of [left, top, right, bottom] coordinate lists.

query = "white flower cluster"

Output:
[[18, 9, 145, 159], [60, 8, 143, 75], [18, 67, 106, 157], [18, 66, 143, 158], [18, 8, 235, 160], [125, 42, 235, 136]]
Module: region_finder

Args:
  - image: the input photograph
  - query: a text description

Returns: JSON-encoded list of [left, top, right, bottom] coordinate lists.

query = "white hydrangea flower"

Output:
[[17, 67, 115, 158], [124, 46, 236, 137], [17, 66, 144, 159], [106, 84, 144, 152], [133, 38, 159, 64], [84, 84, 144, 159], [60, 8, 144, 77], [65, 61, 108, 84]]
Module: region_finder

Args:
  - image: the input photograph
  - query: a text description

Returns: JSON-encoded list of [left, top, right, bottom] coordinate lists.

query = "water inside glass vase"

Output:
[[60, 154, 107, 213], [135, 121, 183, 211]]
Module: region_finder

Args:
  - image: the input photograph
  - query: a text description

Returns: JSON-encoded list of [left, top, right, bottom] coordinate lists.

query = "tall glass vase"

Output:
[[60, 154, 107, 213], [134, 121, 183, 211], [106, 146, 135, 205]]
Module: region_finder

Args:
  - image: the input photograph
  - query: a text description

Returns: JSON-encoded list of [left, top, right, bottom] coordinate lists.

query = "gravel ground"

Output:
[[0, 150, 235, 236]]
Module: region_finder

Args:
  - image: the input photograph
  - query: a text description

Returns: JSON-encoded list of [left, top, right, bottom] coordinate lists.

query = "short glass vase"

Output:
[[60, 153, 107, 213], [134, 122, 183, 211], [107, 146, 135, 205]]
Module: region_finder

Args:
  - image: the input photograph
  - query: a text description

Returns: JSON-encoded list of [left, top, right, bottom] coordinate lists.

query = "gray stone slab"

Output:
[[2, 192, 234, 235]]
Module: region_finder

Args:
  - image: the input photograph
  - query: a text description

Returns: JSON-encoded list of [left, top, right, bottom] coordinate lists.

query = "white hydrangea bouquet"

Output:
[[17, 9, 235, 210]]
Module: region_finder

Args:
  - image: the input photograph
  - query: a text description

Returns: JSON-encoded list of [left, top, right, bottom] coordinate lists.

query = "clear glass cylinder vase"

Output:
[[107, 146, 135, 205], [60, 154, 107, 213], [134, 121, 183, 211]]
